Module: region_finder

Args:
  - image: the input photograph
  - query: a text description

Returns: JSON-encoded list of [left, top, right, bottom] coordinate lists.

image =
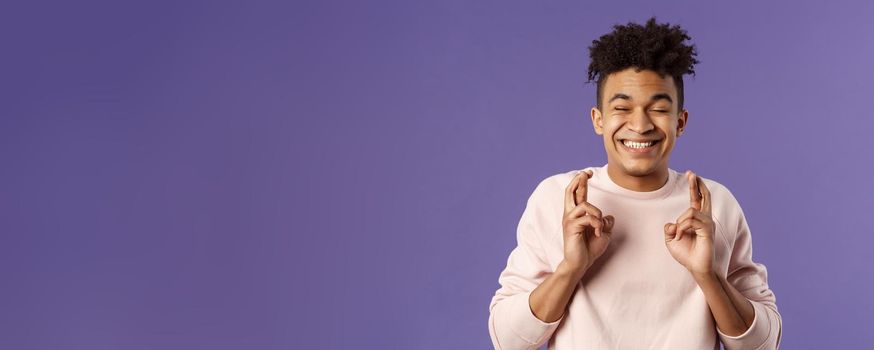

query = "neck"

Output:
[[606, 163, 669, 192]]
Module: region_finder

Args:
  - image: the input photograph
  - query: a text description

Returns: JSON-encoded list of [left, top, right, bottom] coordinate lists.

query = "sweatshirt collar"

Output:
[[593, 163, 679, 200]]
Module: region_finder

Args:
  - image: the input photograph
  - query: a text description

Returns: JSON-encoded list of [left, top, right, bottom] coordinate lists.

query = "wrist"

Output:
[[558, 260, 588, 280], [691, 270, 719, 284]]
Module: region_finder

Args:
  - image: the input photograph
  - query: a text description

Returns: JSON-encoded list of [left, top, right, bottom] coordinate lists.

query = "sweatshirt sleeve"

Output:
[[488, 179, 563, 350], [716, 193, 783, 350]]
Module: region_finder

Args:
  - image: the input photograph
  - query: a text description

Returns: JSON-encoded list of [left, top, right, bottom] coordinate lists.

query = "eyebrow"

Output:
[[608, 93, 674, 104]]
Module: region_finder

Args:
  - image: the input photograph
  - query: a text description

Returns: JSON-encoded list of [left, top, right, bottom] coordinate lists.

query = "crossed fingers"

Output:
[[563, 170, 613, 237], [668, 171, 713, 241]]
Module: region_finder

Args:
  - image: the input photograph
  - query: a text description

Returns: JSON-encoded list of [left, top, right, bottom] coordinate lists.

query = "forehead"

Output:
[[602, 68, 677, 102]]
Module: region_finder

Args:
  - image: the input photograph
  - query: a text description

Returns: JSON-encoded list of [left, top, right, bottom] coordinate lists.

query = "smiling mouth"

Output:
[[619, 139, 662, 153]]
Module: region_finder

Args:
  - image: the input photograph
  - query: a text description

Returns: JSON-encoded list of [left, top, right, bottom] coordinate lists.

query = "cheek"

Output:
[[602, 119, 623, 134], [658, 122, 679, 139]]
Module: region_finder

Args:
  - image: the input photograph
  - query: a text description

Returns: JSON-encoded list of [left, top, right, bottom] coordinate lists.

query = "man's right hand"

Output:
[[562, 170, 614, 276]]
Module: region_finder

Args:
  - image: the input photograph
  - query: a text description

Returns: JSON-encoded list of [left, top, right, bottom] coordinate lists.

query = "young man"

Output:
[[488, 18, 782, 349]]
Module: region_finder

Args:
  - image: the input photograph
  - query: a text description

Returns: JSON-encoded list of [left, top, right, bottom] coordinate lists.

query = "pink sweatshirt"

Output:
[[488, 163, 782, 349]]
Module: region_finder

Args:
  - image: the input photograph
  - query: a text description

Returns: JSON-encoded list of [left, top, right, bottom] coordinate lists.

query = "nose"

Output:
[[627, 109, 655, 134]]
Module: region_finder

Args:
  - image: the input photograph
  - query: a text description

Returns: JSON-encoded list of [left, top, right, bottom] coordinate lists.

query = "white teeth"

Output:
[[622, 140, 655, 148]]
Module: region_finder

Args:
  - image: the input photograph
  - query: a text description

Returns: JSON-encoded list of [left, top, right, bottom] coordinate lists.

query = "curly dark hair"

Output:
[[587, 17, 699, 112]]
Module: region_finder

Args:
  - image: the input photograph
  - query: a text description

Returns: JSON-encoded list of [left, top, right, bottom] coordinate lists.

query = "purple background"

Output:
[[2, 1, 872, 349]]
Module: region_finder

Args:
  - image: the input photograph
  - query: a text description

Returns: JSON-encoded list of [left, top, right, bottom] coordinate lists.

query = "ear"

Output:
[[591, 107, 604, 135], [677, 108, 689, 136]]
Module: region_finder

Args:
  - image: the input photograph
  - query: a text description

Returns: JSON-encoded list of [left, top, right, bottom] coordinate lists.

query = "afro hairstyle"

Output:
[[587, 17, 699, 112]]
